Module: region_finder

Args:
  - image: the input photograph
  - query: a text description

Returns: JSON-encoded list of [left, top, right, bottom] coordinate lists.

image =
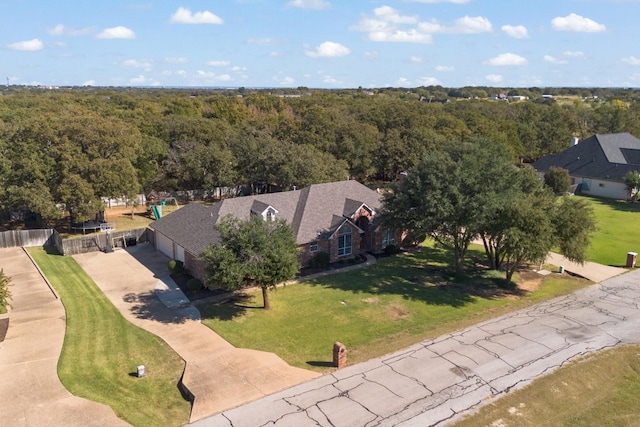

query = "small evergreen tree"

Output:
[[544, 166, 571, 194]]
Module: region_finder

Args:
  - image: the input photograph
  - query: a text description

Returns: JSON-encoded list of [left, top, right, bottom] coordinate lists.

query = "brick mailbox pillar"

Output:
[[627, 252, 637, 268], [333, 342, 347, 368]]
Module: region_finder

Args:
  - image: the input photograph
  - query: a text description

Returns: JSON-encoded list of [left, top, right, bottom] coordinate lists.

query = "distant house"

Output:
[[149, 180, 401, 282], [532, 133, 640, 199]]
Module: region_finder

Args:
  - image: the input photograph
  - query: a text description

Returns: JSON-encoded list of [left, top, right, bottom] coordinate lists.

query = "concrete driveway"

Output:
[[73, 244, 319, 423], [190, 268, 640, 426], [0, 248, 128, 427]]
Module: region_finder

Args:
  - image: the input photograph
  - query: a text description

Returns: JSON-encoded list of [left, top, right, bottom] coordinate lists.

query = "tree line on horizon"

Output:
[[1, 87, 639, 222]]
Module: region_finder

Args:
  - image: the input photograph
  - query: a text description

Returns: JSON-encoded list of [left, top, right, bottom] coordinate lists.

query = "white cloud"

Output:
[[369, 29, 432, 44], [196, 70, 232, 81], [374, 6, 418, 25], [551, 13, 606, 33], [435, 65, 455, 72], [622, 56, 640, 65], [165, 57, 188, 64], [419, 16, 493, 34], [417, 76, 443, 85], [278, 76, 296, 85], [305, 41, 350, 58], [8, 38, 44, 51], [364, 51, 379, 60], [47, 24, 91, 37], [83, 80, 96, 86], [247, 38, 283, 45], [48, 24, 65, 36], [544, 55, 568, 64], [396, 77, 411, 86], [170, 7, 223, 24], [122, 59, 153, 70], [410, 55, 423, 63], [502, 25, 529, 39], [287, 0, 330, 10], [96, 26, 136, 39], [486, 74, 503, 83], [351, 6, 432, 44], [563, 51, 584, 58], [130, 75, 159, 86], [485, 53, 527, 66], [207, 60, 231, 67]]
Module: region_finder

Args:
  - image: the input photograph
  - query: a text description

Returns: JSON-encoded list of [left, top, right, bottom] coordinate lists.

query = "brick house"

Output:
[[149, 180, 401, 282]]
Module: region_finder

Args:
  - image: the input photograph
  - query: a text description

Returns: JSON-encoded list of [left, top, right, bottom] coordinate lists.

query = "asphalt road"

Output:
[[189, 268, 640, 427]]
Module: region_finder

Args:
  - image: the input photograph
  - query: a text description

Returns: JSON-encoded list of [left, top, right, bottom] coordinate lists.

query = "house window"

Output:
[[382, 228, 395, 247], [310, 241, 318, 253], [266, 210, 274, 221], [338, 226, 352, 257]]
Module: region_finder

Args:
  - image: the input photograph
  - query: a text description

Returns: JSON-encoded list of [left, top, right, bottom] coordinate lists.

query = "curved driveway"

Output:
[[74, 244, 319, 423], [191, 268, 640, 427], [0, 248, 128, 427]]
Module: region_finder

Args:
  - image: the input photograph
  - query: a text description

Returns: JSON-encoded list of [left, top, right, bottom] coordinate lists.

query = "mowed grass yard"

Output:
[[581, 195, 640, 266], [199, 243, 592, 372], [28, 247, 191, 427]]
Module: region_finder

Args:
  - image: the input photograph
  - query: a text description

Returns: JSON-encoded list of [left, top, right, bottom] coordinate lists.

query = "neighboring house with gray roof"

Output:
[[532, 133, 640, 199], [149, 180, 400, 282]]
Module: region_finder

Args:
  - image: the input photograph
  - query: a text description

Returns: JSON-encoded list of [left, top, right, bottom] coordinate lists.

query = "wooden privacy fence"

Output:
[[0, 229, 57, 248], [0, 227, 153, 256]]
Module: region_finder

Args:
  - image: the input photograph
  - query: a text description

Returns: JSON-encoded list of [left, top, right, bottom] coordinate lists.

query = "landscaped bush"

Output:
[[314, 251, 330, 268], [384, 244, 400, 255], [168, 259, 184, 275], [186, 278, 202, 292]]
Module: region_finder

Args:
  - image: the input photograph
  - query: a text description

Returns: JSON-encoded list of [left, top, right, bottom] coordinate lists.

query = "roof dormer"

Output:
[[250, 200, 279, 222]]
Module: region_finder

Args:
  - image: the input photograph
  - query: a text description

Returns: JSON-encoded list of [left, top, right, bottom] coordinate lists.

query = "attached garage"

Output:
[[156, 232, 175, 260]]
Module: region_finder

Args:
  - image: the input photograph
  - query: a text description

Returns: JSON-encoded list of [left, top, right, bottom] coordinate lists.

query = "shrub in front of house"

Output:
[[384, 244, 400, 255], [168, 259, 184, 275], [314, 251, 330, 268], [186, 278, 203, 292]]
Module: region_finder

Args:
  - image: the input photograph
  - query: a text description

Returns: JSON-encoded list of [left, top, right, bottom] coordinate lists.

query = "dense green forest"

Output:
[[1, 85, 640, 221]]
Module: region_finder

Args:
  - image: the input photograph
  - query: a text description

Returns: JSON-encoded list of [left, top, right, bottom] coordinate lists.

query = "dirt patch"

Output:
[[517, 270, 543, 293], [388, 303, 409, 320]]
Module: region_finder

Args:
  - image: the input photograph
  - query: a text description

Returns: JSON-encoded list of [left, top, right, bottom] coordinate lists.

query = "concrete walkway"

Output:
[[0, 248, 128, 427], [73, 244, 319, 423], [190, 268, 640, 426], [545, 252, 626, 283]]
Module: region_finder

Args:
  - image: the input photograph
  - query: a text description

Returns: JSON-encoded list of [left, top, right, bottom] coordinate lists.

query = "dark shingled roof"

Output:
[[150, 180, 383, 257], [532, 132, 640, 182]]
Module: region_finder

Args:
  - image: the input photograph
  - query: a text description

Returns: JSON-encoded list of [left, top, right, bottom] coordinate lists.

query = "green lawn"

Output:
[[28, 247, 191, 427], [200, 243, 592, 372], [454, 344, 640, 427], [582, 196, 640, 266]]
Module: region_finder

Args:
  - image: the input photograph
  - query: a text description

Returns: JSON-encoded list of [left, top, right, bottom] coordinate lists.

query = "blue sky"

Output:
[[2, 0, 639, 88]]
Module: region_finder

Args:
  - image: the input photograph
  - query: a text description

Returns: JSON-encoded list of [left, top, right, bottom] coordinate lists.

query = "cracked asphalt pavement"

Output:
[[188, 269, 640, 427]]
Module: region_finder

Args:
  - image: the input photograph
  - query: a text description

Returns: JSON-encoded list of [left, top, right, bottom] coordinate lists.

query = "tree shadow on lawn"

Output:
[[197, 293, 256, 321], [124, 291, 192, 324], [305, 246, 524, 308]]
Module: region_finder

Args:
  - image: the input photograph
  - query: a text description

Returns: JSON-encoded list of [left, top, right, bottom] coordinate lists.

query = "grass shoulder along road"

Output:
[[454, 344, 640, 427], [199, 243, 593, 373], [28, 247, 191, 427]]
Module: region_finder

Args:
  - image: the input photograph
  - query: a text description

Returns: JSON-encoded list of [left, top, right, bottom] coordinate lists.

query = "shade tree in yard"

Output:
[[200, 215, 299, 309], [381, 138, 517, 274]]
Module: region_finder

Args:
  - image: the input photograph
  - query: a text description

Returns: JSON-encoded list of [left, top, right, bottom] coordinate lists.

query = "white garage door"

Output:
[[175, 245, 185, 263], [156, 232, 174, 260]]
